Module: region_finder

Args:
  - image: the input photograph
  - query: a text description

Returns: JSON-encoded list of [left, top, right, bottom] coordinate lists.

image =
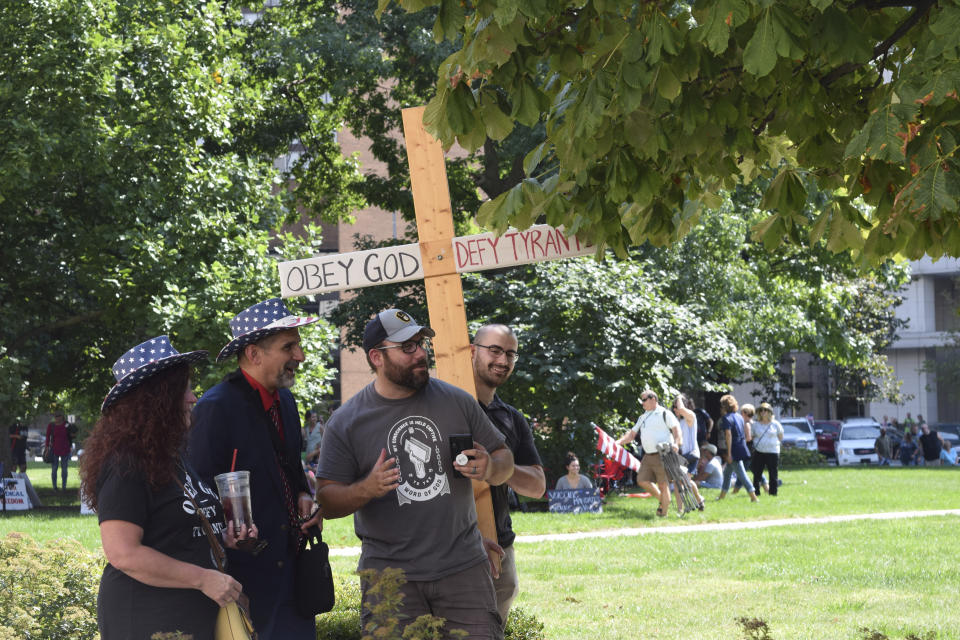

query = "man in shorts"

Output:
[[617, 390, 682, 517]]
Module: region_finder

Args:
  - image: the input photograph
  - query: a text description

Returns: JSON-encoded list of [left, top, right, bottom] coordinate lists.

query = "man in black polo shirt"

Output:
[[471, 324, 545, 629], [917, 423, 944, 466]]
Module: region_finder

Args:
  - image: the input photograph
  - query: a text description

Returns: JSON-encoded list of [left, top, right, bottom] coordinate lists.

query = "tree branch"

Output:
[[820, 0, 935, 88], [9, 310, 107, 354]]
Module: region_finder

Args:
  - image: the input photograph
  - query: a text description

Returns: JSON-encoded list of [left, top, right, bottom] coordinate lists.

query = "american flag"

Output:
[[593, 423, 641, 472]]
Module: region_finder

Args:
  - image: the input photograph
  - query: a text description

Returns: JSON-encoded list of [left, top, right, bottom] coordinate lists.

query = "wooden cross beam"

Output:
[[278, 105, 592, 560]]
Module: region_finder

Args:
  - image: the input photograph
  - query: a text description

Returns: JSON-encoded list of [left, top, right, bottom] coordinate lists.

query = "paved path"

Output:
[[329, 509, 960, 557]]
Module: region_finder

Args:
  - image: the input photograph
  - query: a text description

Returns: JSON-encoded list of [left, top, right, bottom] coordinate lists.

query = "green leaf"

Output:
[[511, 78, 543, 126], [743, 8, 777, 78], [622, 57, 651, 89], [423, 92, 456, 146], [479, 93, 515, 140], [523, 141, 549, 175], [697, 3, 731, 55], [848, 101, 918, 162], [493, 0, 518, 27], [447, 84, 478, 135], [622, 30, 646, 63], [643, 12, 681, 65], [457, 119, 488, 151], [434, 0, 465, 42], [914, 66, 960, 107], [656, 64, 681, 101], [761, 169, 807, 213], [476, 23, 518, 66]]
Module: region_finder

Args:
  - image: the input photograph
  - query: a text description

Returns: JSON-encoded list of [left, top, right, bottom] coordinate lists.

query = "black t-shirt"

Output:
[[919, 431, 942, 461], [481, 395, 543, 548], [97, 457, 225, 640], [8, 423, 27, 455]]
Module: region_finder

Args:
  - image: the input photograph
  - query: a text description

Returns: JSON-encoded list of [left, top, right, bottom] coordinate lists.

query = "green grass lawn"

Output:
[[4, 464, 959, 639]]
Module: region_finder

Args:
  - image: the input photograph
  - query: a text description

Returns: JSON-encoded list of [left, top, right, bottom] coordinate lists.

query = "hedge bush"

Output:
[[0, 533, 102, 640], [779, 447, 826, 467], [317, 568, 545, 640], [0, 532, 545, 640]]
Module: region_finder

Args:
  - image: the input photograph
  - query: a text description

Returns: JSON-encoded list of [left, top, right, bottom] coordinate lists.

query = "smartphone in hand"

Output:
[[449, 434, 473, 479]]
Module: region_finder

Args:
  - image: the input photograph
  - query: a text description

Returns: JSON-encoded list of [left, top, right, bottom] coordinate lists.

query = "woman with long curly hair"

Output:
[[80, 336, 258, 640]]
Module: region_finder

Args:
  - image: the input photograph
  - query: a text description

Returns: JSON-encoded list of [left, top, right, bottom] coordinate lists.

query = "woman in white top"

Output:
[[555, 452, 594, 490], [750, 402, 784, 495]]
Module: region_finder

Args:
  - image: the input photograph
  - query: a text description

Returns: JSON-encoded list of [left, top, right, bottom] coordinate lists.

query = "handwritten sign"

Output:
[[2, 478, 32, 510], [548, 488, 603, 514], [278, 224, 593, 297]]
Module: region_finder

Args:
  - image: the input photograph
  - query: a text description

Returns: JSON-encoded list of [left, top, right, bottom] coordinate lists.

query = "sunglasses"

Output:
[[376, 337, 431, 354]]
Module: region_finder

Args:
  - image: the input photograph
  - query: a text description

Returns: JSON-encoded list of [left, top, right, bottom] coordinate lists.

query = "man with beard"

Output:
[[188, 298, 322, 639], [470, 324, 544, 629], [316, 308, 514, 640]]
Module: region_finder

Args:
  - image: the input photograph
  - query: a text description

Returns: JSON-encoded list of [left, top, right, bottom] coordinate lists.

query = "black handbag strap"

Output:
[[755, 423, 774, 448], [299, 524, 324, 553]]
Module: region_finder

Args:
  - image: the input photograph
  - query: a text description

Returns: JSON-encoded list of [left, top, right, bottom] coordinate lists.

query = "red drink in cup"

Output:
[[214, 470, 253, 530]]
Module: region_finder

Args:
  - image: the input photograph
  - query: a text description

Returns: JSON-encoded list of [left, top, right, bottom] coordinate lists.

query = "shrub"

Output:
[[504, 607, 545, 640], [0, 533, 102, 640], [779, 447, 826, 467], [315, 568, 545, 640]]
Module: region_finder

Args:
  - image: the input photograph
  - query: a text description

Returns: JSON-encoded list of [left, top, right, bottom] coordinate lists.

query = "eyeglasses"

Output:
[[640, 395, 655, 402], [474, 343, 519, 362], [376, 337, 431, 354]]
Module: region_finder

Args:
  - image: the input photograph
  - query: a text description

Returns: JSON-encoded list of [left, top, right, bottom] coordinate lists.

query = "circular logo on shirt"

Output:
[[386, 415, 450, 506]]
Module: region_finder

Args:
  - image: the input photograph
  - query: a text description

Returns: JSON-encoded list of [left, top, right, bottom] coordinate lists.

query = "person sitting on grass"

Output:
[[940, 440, 957, 466], [554, 452, 593, 490], [694, 444, 723, 489]]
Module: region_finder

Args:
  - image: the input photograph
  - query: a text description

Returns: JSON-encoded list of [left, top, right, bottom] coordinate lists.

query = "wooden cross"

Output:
[[278, 105, 592, 556]]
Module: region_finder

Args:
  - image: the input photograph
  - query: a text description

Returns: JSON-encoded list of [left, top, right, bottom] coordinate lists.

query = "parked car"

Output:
[[836, 422, 882, 466], [779, 417, 818, 451], [26, 431, 45, 458], [813, 420, 841, 458]]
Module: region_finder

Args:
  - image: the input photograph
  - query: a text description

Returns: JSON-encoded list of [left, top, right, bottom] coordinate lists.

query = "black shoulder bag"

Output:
[[295, 524, 335, 617]]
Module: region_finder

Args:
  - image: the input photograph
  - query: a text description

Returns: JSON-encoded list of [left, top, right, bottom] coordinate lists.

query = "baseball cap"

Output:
[[363, 309, 435, 352], [702, 443, 718, 455]]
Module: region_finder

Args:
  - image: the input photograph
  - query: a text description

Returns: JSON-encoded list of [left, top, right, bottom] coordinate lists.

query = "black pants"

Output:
[[751, 452, 779, 495]]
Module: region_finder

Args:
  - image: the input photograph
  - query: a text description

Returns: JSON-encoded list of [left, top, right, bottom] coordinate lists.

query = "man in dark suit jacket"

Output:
[[188, 298, 322, 639]]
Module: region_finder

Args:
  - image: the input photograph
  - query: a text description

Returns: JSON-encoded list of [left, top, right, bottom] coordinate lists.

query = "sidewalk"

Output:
[[329, 509, 960, 556]]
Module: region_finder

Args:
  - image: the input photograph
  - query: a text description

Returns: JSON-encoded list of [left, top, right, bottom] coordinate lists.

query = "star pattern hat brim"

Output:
[[101, 347, 208, 412], [216, 315, 319, 362]]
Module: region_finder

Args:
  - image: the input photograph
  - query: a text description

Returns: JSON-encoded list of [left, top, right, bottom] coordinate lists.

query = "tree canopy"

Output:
[[332, 192, 909, 467], [379, 0, 960, 261], [0, 0, 355, 434]]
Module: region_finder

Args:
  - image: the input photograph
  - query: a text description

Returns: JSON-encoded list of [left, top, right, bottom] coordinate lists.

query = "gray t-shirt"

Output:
[[317, 378, 506, 581], [555, 474, 593, 490]]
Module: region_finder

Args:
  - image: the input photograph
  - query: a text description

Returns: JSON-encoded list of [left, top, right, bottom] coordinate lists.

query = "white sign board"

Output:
[[2, 478, 32, 510], [278, 224, 593, 297]]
